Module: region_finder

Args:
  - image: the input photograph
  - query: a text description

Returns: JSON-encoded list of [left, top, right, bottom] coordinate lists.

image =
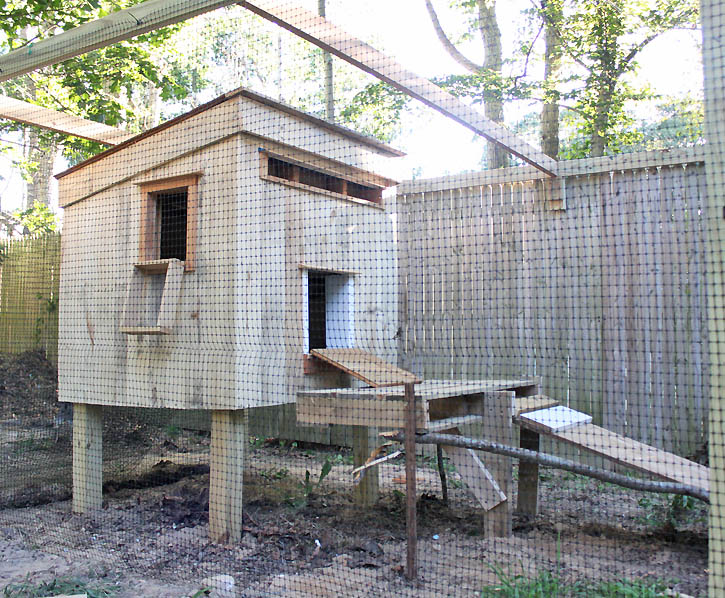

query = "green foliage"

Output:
[[339, 82, 409, 142], [33, 291, 58, 351], [288, 458, 333, 508], [13, 202, 57, 235], [481, 565, 670, 597], [0, 0, 192, 164], [2, 575, 114, 597]]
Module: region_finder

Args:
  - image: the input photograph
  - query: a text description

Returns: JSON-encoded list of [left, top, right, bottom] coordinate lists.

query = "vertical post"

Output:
[[516, 428, 540, 516], [404, 382, 417, 580], [436, 443, 448, 506], [209, 409, 247, 544], [701, 1, 725, 594], [72, 403, 103, 513], [352, 426, 379, 506]]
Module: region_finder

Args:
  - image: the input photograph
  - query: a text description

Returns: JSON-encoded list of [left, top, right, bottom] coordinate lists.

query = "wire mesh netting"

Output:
[[0, 0, 720, 597]]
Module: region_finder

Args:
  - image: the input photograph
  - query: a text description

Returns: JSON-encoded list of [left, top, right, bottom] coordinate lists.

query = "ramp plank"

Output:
[[546, 422, 709, 492], [310, 348, 421, 387]]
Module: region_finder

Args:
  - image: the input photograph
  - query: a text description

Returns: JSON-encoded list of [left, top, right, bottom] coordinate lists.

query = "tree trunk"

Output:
[[318, 0, 334, 122], [478, 0, 507, 169], [540, 0, 562, 159], [25, 132, 57, 208]]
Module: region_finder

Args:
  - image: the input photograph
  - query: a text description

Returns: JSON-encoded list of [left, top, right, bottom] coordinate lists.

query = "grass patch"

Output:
[[481, 565, 670, 598], [2, 576, 115, 597]]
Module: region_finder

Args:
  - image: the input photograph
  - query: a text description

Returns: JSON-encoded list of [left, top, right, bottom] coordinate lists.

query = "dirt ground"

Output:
[[0, 352, 710, 598]]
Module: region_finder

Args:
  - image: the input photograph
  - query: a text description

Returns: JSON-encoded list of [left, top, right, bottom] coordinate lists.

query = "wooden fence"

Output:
[[0, 233, 61, 364], [397, 148, 709, 458]]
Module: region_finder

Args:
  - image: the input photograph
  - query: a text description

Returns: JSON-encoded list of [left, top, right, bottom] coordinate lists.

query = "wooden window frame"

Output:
[[259, 151, 385, 208], [138, 173, 201, 271]]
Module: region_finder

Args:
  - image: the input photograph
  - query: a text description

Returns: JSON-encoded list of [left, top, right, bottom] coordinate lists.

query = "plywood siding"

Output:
[[59, 135, 241, 409]]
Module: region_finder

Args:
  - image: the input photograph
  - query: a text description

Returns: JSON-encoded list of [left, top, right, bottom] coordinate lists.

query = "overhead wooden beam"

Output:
[[0, 0, 239, 83], [0, 95, 133, 145], [239, 0, 558, 176]]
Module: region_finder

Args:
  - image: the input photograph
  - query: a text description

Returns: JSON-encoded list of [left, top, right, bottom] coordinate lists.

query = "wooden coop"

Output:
[[56, 88, 404, 541]]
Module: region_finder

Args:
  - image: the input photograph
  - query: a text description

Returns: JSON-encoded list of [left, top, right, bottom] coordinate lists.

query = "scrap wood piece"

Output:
[[0, 95, 133, 145], [517, 405, 592, 433], [351, 446, 402, 484], [440, 427, 506, 511], [514, 395, 559, 417], [310, 348, 421, 387]]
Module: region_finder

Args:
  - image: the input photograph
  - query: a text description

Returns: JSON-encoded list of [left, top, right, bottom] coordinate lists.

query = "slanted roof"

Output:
[[56, 87, 404, 180]]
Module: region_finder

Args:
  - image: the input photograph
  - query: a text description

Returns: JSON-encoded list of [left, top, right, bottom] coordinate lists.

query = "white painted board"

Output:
[[519, 406, 592, 433]]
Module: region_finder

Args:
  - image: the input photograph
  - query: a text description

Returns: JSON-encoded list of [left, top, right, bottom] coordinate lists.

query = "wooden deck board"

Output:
[[310, 348, 421, 387]]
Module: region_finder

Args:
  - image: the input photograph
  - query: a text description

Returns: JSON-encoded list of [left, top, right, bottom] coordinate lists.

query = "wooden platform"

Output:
[[297, 378, 540, 429], [310, 348, 421, 387]]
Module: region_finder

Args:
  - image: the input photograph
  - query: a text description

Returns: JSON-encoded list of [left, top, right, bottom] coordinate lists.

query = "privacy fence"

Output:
[[398, 148, 709, 459], [0, 233, 60, 364]]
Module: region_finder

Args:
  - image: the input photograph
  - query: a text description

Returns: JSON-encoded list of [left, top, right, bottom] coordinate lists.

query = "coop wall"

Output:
[[59, 135, 242, 409], [233, 135, 399, 408], [58, 95, 399, 411]]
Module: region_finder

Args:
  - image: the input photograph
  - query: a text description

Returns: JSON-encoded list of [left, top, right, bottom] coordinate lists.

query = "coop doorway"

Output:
[[302, 269, 355, 353]]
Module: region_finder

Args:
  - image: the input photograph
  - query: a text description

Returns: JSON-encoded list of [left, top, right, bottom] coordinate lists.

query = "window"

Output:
[[138, 173, 200, 271], [302, 268, 355, 353], [261, 152, 383, 205]]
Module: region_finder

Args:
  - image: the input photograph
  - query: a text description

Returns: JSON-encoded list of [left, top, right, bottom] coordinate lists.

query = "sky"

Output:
[[0, 0, 705, 217]]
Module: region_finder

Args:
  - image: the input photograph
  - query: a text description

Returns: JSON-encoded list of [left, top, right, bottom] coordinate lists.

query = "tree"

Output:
[[424, 0, 508, 168], [533, 0, 700, 156], [14, 201, 57, 235]]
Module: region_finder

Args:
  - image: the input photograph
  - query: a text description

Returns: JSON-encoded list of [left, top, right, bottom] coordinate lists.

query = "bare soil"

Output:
[[0, 352, 709, 597]]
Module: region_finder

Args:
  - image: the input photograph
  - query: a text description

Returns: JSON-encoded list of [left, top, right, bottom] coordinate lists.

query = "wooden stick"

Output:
[[436, 443, 448, 506], [387, 431, 710, 504], [404, 382, 417, 580]]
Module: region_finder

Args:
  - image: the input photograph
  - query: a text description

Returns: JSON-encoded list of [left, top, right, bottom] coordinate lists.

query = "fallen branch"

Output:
[[385, 431, 709, 504]]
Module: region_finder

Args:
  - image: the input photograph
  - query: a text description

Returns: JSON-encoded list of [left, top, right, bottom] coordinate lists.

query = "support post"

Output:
[[436, 443, 448, 506], [517, 428, 540, 516], [701, 1, 725, 593], [352, 425, 379, 506], [480, 392, 514, 538], [72, 403, 103, 513], [209, 409, 247, 543], [404, 382, 417, 580]]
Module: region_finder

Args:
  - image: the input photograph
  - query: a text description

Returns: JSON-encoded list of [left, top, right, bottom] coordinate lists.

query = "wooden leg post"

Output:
[[209, 409, 247, 544], [353, 426, 380, 506], [404, 382, 417, 580], [481, 392, 514, 538], [517, 428, 540, 516], [436, 443, 448, 506], [72, 403, 103, 513]]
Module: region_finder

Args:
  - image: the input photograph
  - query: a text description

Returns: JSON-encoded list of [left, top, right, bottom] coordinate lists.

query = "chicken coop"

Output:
[[56, 88, 404, 541]]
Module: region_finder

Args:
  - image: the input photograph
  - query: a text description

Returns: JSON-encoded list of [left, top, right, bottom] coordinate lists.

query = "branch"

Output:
[[423, 0, 483, 73], [386, 431, 709, 504]]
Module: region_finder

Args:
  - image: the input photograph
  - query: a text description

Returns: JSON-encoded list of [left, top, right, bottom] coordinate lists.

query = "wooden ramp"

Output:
[[518, 406, 709, 493], [310, 348, 421, 387]]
